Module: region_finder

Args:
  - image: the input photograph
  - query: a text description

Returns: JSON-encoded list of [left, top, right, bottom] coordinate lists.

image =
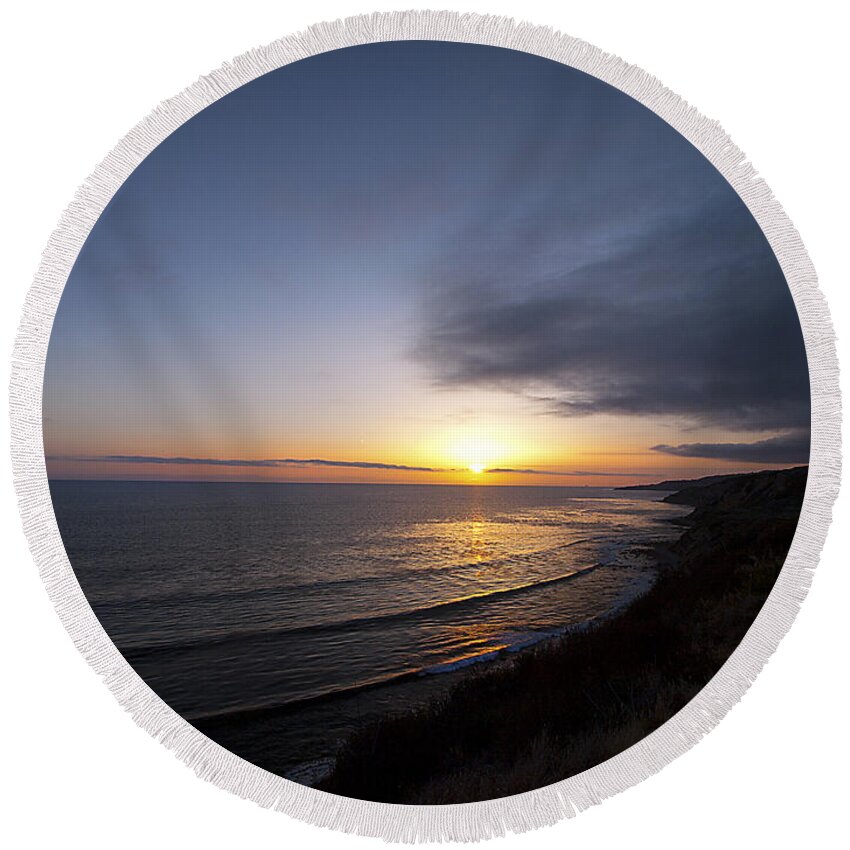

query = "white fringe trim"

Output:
[[8, 10, 841, 843]]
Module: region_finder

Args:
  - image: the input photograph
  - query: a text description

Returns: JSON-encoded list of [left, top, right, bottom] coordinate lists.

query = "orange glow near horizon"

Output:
[[43, 394, 803, 487], [43, 434, 801, 487], [444, 431, 511, 474]]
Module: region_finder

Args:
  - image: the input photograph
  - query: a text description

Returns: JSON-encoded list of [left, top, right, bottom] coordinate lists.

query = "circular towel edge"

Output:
[[8, 9, 842, 843]]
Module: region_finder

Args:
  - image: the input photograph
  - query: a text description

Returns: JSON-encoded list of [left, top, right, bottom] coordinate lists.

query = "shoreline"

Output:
[[192, 536, 671, 779], [318, 466, 807, 803], [281, 564, 662, 789]]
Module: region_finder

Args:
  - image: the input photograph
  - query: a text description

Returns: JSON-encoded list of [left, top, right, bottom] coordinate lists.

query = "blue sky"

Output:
[[44, 41, 809, 483]]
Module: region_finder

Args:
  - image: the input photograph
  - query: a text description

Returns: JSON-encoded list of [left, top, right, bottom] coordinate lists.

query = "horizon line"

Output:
[[46, 464, 807, 489], [46, 477, 635, 489], [45, 453, 663, 479]]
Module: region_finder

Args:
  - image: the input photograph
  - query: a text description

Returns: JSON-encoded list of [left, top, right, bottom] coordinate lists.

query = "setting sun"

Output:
[[445, 433, 508, 475]]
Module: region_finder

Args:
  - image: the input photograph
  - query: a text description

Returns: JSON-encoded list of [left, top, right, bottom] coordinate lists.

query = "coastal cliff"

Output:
[[319, 466, 807, 803]]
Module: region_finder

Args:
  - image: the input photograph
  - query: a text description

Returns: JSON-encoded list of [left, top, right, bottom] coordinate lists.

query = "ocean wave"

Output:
[[95, 536, 598, 612], [124, 563, 601, 658], [187, 571, 659, 725], [191, 625, 580, 723]]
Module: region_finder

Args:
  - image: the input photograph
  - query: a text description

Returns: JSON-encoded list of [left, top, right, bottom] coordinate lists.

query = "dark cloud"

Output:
[[651, 432, 810, 464], [48, 455, 452, 473], [412, 102, 811, 440], [49, 455, 657, 478], [486, 467, 562, 475], [486, 467, 654, 477]]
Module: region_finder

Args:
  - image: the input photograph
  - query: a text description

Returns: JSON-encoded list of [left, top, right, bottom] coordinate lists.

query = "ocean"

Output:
[[49, 480, 687, 779]]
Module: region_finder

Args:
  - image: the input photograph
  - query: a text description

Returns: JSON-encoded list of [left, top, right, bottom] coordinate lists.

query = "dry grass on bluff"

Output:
[[319, 466, 807, 804]]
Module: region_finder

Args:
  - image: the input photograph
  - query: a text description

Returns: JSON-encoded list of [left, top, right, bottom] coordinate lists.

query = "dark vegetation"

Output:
[[319, 466, 807, 803]]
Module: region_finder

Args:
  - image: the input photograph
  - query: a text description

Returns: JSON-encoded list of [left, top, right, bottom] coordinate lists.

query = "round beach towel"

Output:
[[10, 11, 840, 842]]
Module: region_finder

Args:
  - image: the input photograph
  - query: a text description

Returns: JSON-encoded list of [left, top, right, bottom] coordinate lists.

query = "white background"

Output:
[[1, 2, 847, 847]]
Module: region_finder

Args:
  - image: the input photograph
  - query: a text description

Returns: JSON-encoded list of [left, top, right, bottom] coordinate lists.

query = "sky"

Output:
[[43, 41, 810, 485]]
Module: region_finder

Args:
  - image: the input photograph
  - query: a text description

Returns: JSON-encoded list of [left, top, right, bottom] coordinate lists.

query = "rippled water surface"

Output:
[[50, 481, 686, 773]]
